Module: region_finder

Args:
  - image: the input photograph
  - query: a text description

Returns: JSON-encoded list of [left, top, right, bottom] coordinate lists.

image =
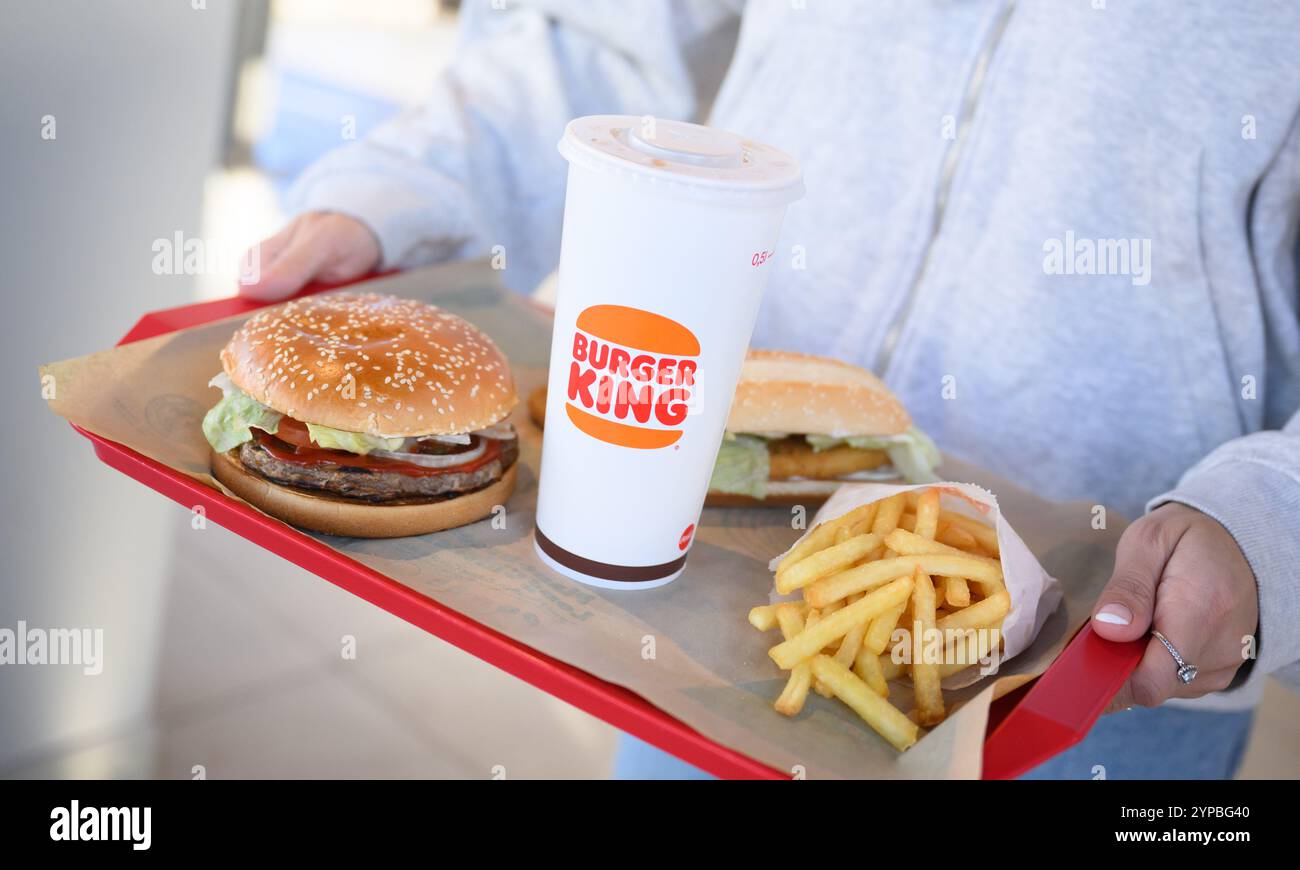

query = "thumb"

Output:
[[1091, 519, 1168, 642]]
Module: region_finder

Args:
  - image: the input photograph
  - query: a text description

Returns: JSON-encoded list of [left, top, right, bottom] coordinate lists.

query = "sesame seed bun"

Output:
[[727, 350, 910, 437], [212, 447, 517, 538], [221, 292, 517, 437]]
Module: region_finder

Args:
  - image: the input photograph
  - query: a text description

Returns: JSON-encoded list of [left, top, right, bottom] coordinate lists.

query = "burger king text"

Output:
[[563, 304, 700, 450]]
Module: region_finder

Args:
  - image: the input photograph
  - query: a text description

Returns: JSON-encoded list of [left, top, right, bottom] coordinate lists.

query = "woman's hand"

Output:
[[239, 212, 381, 301], [1091, 503, 1258, 711]]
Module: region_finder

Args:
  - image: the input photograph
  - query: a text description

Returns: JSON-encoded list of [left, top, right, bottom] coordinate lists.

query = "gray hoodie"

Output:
[[289, 0, 1300, 709]]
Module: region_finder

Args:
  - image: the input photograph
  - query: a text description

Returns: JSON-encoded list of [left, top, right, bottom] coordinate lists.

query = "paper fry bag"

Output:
[[769, 481, 1063, 680]]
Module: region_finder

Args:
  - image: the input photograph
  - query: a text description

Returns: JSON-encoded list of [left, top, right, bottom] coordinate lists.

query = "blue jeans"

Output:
[[1019, 705, 1254, 779], [612, 706, 1255, 780]]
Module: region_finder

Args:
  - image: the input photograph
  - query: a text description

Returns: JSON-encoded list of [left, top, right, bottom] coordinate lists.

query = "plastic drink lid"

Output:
[[558, 115, 804, 207]]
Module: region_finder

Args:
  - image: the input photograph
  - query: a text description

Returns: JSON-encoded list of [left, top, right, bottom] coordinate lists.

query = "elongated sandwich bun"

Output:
[[727, 350, 911, 437], [705, 479, 843, 508]]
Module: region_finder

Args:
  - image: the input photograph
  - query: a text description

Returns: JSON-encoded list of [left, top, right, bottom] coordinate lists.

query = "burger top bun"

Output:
[[727, 350, 911, 437], [221, 293, 517, 437]]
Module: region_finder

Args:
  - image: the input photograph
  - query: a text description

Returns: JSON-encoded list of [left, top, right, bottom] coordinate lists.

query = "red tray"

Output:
[[73, 277, 1144, 780]]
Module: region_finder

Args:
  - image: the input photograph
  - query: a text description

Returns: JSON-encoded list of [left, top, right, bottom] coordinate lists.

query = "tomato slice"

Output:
[[268, 417, 316, 450]]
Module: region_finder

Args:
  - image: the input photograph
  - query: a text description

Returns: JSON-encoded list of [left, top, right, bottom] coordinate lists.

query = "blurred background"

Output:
[[1, 0, 1295, 779], [3, 0, 617, 780]]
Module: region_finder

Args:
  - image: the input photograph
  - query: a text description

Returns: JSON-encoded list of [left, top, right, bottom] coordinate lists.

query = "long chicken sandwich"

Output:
[[708, 351, 939, 505]]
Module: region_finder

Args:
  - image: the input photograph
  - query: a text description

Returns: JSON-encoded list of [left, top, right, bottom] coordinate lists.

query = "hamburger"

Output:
[[203, 293, 519, 537], [526, 350, 937, 507], [707, 350, 939, 506]]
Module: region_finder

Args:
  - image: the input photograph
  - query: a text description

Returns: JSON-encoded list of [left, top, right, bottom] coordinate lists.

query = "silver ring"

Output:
[[1152, 630, 1198, 684]]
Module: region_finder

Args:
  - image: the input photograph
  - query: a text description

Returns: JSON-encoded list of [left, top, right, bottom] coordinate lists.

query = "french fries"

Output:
[[748, 604, 783, 632], [941, 575, 971, 608], [940, 510, 1000, 555], [909, 568, 945, 725], [834, 506, 879, 545], [811, 656, 918, 751], [774, 604, 813, 716], [870, 493, 907, 538], [882, 528, 1004, 594], [910, 493, 946, 724], [775, 501, 879, 576], [937, 589, 1011, 632], [913, 488, 940, 541], [865, 600, 906, 656], [750, 488, 1010, 752], [853, 645, 890, 696], [833, 618, 870, 669], [769, 577, 912, 669], [938, 524, 978, 551], [805, 552, 1003, 608], [775, 532, 881, 594], [883, 527, 985, 561], [881, 643, 995, 682]]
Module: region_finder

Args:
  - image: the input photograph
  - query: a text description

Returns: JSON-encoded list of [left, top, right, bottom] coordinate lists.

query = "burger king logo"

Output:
[[565, 304, 699, 449]]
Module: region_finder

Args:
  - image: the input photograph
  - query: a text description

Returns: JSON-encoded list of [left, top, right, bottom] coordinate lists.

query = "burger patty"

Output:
[[236, 437, 518, 504]]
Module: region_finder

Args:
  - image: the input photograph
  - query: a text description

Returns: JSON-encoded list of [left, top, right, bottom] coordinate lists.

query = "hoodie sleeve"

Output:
[[1148, 414, 1300, 689], [1146, 110, 1300, 691], [285, 0, 743, 292]]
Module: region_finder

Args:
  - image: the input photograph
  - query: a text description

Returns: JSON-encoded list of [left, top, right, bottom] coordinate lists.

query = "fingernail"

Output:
[[1094, 605, 1132, 626]]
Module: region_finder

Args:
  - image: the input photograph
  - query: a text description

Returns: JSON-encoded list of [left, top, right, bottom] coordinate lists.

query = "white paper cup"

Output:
[[534, 115, 804, 589]]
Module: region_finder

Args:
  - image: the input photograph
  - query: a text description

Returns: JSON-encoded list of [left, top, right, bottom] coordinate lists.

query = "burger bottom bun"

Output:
[[211, 447, 517, 538], [704, 477, 900, 509]]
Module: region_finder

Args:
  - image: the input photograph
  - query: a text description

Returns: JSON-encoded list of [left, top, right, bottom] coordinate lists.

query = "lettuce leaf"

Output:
[[303, 424, 405, 455], [202, 389, 282, 453], [202, 372, 409, 455], [708, 434, 771, 498], [804, 425, 941, 483]]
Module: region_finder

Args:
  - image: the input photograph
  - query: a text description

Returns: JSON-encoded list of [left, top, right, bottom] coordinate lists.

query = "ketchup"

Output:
[[254, 418, 503, 477]]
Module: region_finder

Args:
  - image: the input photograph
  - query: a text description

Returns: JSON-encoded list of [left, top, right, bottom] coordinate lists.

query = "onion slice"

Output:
[[416, 433, 472, 446], [370, 440, 487, 468], [474, 422, 517, 441], [403, 423, 515, 450]]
